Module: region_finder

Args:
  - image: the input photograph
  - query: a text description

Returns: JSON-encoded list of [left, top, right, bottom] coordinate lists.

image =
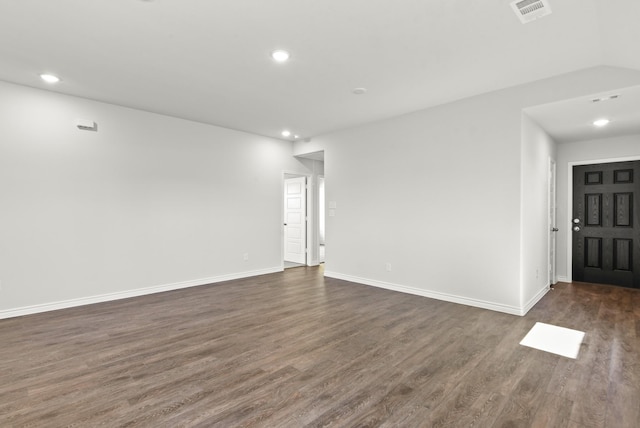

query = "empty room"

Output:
[[1, 0, 639, 426]]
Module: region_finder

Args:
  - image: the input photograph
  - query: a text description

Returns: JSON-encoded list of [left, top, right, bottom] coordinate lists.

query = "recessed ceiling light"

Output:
[[352, 88, 367, 95], [593, 119, 610, 127], [271, 50, 290, 62], [281, 130, 291, 137], [294, 134, 300, 139], [40, 73, 60, 84]]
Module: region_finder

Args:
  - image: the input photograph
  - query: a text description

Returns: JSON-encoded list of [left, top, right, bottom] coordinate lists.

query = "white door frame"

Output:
[[318, 175, 325, 245], [548, 158, 557, 285], [566, 155, 640, 282], [281, 171, 315, 268]]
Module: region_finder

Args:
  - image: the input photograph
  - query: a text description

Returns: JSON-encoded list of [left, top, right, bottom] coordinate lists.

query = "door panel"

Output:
[[284, 176, 306, 264], [572, 161, 640, 288]]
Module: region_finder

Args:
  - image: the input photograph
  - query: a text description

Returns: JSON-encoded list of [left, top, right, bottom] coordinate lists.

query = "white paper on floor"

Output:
[[519, 322, 585, 359]]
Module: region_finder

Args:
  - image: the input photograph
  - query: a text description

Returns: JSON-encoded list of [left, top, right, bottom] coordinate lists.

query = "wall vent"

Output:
[[510, 0, 552, 24]]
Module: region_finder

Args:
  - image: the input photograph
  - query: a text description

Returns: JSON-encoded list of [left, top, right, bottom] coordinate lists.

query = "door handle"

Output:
[[552, 228, 559, 232], [573, 226, 581, 232]]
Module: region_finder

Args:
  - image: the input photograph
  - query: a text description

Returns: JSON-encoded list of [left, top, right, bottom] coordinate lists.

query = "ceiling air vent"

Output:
[[510, 0, 552, 24], [591, 94, 620, 103]]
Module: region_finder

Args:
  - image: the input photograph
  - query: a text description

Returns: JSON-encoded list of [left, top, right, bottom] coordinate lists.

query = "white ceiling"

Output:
[[1, 0, 639, 142], [525, 84, 640, 143]]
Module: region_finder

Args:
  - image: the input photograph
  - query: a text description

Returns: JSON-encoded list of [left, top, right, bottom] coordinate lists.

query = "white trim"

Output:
[[548, 157, 557, 286], [0, 267, 282, 320], [566, 155, 640, 284], [316, 174, 325, 265], [522, 285, 551, 315], [566, 162, 572, 283], [324, 271, 525, 316], [557, 275, 569, 283]]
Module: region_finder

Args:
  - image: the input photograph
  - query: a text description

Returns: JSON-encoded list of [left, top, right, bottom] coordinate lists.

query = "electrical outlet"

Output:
[[536, 268, 539, 279], [386, 263, 392, 272], [243, 253, 249, 261]]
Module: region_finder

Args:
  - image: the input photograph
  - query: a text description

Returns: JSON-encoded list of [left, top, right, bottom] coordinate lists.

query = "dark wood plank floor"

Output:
[[1, 266, 639, 427]]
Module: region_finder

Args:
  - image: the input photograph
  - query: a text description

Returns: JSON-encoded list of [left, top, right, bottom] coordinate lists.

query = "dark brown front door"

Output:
[[572, 160, 640, 288]]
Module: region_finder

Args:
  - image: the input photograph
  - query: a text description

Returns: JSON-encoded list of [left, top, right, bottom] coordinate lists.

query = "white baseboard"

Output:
[[522, 285, 551, 315], [0, 267, 282, 320], [324, 271, 525, 316], [556, 275, 569, 283]]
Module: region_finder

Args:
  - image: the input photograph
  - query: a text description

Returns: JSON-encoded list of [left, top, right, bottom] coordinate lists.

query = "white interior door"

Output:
[[284, 176, 306, 264]]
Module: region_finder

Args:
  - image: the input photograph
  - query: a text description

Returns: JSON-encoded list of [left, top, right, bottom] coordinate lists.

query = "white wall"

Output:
[[556, 134, 640, 282], [295, 66, 640, 315], [3, 67, 640, 319], [319, 92, 524, 313], [0, 81, 310, 317], [520, 114, 557, 310]]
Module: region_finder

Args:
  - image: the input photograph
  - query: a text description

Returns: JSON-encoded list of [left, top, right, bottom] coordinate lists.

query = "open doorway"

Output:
[[282, 151, 324, 270]]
